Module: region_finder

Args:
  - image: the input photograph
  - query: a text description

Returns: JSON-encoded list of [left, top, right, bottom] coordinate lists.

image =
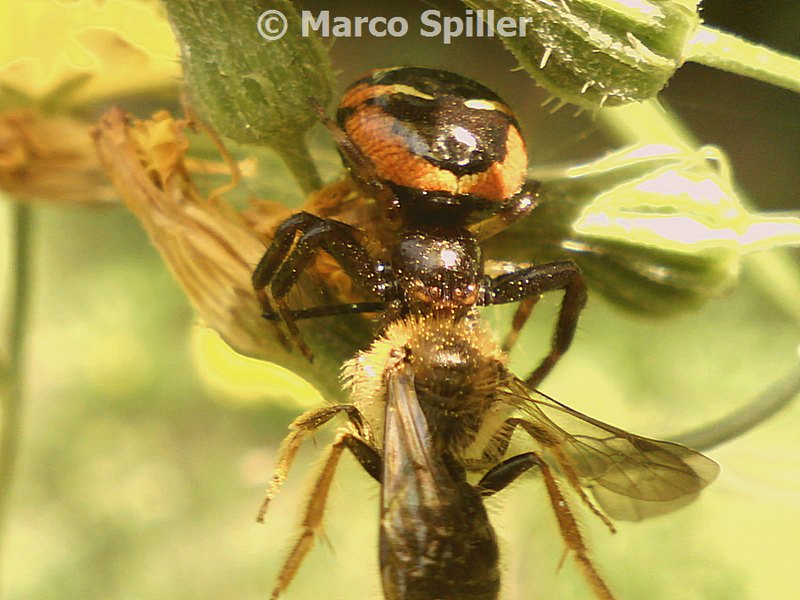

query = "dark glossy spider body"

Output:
[[253, 66, 586, 388], [253, 68, 718, 600]]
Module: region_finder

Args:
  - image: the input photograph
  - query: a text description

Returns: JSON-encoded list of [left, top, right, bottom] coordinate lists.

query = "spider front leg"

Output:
[[482, 259, 587, 387], [471, 179, 541, 242], [252, 211, 391, 359], [482, 260, 538, 354]]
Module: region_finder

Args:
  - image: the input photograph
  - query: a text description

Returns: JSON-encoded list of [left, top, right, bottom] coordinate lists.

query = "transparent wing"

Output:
[[499, 377, 720, 521]]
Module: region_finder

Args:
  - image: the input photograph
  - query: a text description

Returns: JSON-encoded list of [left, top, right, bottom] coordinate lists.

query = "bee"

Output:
[[259, 311, 719, 599], [253, 67, 719, 599]]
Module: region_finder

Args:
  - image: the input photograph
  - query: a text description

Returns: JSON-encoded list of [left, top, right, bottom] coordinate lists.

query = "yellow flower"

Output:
[[92, 108, 374, 401], [0, 109, 116, 202], [0, 0, 178, 107], [0, 0, 180, 202]]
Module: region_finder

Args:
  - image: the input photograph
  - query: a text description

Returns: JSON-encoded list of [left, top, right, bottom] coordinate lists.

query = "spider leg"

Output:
[[482, 260, 587, 387], [471, 180, 541, 242], [252, 211, 391, 359]]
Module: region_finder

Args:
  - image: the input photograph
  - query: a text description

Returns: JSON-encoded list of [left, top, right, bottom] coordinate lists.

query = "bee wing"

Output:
[[501, 378, 720, 521], [382, 363, 441, 505]]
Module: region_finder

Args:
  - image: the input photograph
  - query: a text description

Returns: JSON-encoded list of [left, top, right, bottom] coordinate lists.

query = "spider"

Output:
[[252, 66, 586, 388]]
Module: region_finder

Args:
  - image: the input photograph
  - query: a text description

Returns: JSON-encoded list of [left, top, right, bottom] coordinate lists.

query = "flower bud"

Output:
[[464, 0, 701, 108], [486, 143, 800, 316]]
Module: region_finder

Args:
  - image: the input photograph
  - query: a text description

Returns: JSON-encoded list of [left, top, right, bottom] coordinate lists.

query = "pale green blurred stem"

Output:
[[675, 359, 800, 451], [598, 101, 800, 448], [686, 26, 800, 95], [742, 251, 800, 325], [0, 202, 32, 592], [274, 139, 322, 194]]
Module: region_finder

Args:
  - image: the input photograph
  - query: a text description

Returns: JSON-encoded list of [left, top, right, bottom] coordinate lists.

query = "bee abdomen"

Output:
[[380, 480, 500, 600]]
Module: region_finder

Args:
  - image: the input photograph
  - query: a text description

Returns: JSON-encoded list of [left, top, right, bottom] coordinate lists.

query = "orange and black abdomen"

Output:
[[337, 66, 528, 225]]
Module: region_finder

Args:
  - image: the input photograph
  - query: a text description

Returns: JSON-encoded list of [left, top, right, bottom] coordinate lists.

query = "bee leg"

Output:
[[477, 451, 616, 600], [476, 417, 614, 533], [253, 211, 391, 359], [270, 431, 382, 600], [506, 418, 615, 533], [475, 452, 537, 497], [258, 404, 374, 522], [483, 260, 587, 387]]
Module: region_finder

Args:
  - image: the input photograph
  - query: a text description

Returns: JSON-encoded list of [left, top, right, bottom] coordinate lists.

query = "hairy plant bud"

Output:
[[464, 0, 701, 108]]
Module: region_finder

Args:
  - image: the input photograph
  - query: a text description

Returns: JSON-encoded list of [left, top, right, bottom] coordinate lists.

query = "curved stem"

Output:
[[742, 251, 800, 327], [0, 202, 33, 591], [686, 26, 800, 96], [673, 355, 800, 451], [598, 99, 697, 149], [273, 138, 322, 195]]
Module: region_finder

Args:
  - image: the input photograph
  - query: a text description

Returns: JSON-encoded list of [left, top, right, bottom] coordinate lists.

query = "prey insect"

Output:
[[259, 312, 719, 599], [253, 67, 719, 599]]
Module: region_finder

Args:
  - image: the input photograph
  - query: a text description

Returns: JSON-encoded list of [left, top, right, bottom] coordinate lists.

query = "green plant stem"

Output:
[[599, 98, 697, 149], [273, 140, 322, 194], [742, 251, 800, 326], [0, 202, 33, 591], [686, 26, 800, 95], [674, 357, 800, 451]]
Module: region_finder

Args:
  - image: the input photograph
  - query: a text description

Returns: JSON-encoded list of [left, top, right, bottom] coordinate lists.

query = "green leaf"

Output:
[[162, 0, 335, 192]]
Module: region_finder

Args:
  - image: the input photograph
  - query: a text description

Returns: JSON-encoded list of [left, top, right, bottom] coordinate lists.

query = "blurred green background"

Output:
[[1, 1, 799, 599]]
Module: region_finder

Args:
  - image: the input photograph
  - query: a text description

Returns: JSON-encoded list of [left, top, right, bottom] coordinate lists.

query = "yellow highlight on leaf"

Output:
[[190, 326, 323, 409], [0, 0, 178, 104]]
